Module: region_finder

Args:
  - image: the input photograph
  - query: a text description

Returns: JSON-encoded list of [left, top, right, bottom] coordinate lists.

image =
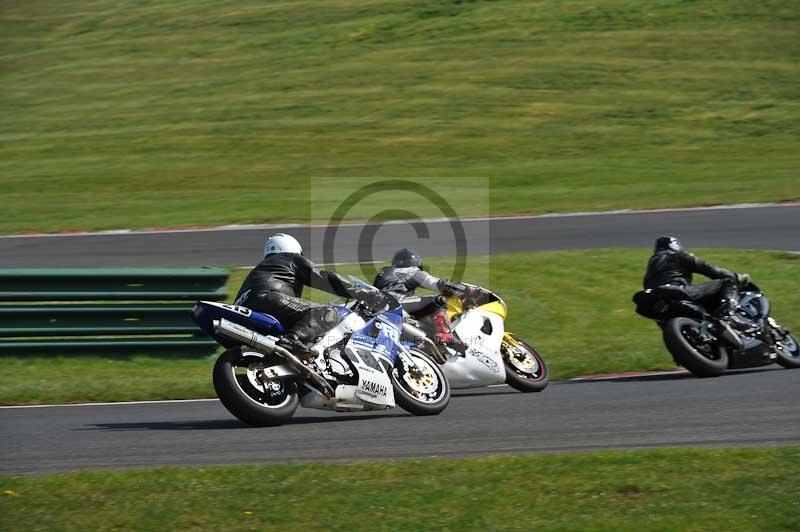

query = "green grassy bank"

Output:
[[2, 0, 799, 233]]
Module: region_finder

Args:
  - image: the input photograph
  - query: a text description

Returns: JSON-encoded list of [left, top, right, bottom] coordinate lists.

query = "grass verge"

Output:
[[2, 447, 799, 531], [1, 248, 797, 404], [2, 0, 799, 233]]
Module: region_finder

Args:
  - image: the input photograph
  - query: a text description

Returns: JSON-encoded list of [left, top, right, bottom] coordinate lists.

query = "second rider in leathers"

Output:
[[373, 248, 476, 352]]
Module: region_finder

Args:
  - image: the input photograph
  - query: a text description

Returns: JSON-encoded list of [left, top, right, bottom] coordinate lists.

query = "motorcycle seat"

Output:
[[633, 287, 708, 321], [649, 285, 691, 301]]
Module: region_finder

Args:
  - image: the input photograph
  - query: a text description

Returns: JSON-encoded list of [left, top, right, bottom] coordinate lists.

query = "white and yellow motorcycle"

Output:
[[407, 285, 549, 392]]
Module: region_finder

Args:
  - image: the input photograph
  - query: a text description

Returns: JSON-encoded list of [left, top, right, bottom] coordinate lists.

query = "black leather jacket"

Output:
[[235, 253, 354, 300], [643, 250, 735, 289]]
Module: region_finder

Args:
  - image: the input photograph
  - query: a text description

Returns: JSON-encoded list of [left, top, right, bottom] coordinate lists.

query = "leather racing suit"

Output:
[[643, 249, 739, 315], [235, 252, 363, 349], [373, 266, 468, 348]]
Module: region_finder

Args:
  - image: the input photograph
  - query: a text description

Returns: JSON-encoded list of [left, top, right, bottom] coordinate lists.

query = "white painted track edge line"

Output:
[[2, 202, 797, 239], [0, 398, 219, 409]]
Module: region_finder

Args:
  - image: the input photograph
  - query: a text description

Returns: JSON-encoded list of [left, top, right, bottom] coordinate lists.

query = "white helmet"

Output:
[[263, 233, 303, 256]]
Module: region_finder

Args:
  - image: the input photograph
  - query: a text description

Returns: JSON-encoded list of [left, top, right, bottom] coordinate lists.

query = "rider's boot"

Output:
[[717, 298, 738, 318], [430, 309, 467, 354], [715, 280, 740, 318], [277, 333, 313, 360], [280, 306, 340, 362]]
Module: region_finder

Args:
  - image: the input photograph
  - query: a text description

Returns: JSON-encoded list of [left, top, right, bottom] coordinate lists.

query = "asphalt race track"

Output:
[[1, 203, 798, 475], [2, 369, 798, 476], [1, 204, 798, 267]]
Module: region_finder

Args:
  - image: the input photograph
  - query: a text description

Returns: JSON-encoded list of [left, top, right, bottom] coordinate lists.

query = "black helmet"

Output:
[[654, 236, 682, 253], [391, 248, 423, 269]]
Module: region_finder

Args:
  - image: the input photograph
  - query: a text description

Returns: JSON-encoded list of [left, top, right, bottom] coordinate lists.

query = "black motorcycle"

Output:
[[634, 281, 800, 377]]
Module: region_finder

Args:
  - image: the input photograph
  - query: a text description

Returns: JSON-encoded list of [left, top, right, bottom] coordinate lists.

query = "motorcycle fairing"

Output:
[[446, 294, 508, 321], [739, 292, 770, 321], [349, 306, 405, 367], [446, 308, 507, 388], [333, 306, 406, 410]]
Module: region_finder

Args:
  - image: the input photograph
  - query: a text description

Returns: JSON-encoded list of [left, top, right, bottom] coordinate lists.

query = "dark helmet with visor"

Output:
[[391, 248, 423, 269], [654, 236, 683, 253]]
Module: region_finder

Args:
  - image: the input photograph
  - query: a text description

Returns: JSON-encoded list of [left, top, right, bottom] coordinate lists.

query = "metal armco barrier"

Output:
[[0, 269, 229, 354]]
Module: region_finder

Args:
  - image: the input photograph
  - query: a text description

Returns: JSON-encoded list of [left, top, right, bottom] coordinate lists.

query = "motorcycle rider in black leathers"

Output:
[[643, 236, 749, 317], [373, 248, 475, 351], [235, 233, 385, 354]]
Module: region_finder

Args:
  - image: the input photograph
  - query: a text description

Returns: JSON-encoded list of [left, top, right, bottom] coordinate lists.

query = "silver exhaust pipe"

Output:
[[716, 320, 744, 350], [213, 319, 334, 397], [213, 318, 279, 352]]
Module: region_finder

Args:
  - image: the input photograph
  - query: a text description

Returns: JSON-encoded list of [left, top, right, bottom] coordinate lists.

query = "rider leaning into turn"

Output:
[[235, 233, 385, 355], [643, 236, 750, 318], [373, 248, 476, 351]]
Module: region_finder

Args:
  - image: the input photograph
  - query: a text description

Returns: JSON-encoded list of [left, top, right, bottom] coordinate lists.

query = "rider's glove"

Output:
[[736, 272, 751, 288], [436, 279, 467, 297], [354, 287, 390, 313], [461, 285, 486, 309], [436, 280, 488, 309]]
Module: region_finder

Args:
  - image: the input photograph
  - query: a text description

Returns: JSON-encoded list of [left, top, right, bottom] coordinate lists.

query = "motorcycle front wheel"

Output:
[[663, 317, 728, 378], [213, 347, 299, 426], [773, 329, 800, 369], [502, 337, 549, 392], [391, 349, 450, 416]]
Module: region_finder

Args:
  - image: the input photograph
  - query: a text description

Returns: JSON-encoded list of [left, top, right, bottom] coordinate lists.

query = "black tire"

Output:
[[213, 348, 299, 426], [774, 331, 800, 369], [663, 317, 728, 378], [502, 338, 549, 392], [391, 349, 450, 416]]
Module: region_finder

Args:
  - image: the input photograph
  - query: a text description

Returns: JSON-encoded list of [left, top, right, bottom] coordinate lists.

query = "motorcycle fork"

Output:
[[502, 333, 523, 359], [766, 317, 790, 351]]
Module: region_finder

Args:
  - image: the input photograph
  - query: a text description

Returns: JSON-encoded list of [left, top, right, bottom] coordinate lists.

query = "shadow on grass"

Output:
[[81, 413, 410, 431]]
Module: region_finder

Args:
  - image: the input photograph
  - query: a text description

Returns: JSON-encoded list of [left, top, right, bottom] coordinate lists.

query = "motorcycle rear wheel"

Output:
[[213, 347, 299, 426], [663, 317, 728, 378], [502, 338, 549, 392], [391, 349, 450, 416]]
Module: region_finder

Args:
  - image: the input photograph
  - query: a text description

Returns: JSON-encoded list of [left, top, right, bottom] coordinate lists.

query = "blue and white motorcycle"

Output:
[[192, 282, 450, 426]]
